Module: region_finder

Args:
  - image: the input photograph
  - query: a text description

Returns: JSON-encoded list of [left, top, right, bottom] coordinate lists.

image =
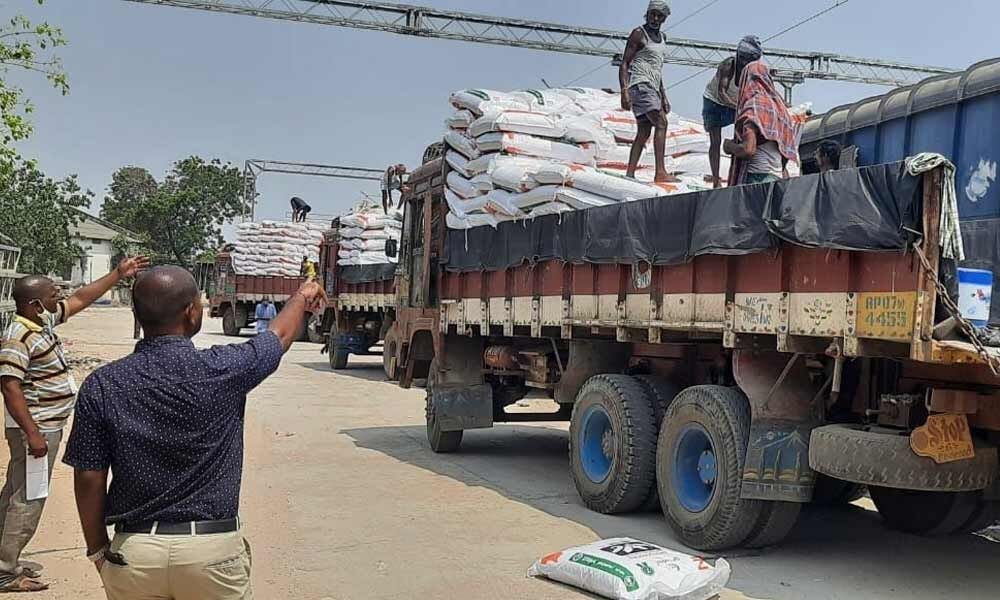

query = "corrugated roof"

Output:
[[69, 209, 143, 243]]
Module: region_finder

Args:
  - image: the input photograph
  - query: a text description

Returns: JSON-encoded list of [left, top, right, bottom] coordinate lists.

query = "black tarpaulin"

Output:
[[443, 162, 922, 272], [338, 263, 397, 284]]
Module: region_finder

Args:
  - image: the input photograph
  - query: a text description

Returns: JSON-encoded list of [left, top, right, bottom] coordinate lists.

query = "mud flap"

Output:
[[434, 384, 494, 432], [741, 419, 816, 502]]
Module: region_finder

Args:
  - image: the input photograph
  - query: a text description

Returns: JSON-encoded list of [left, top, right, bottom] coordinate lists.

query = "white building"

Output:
[[65, 209, 142, 298]]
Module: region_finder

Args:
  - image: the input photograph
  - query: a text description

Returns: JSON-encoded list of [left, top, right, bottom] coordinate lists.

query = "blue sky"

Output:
[[13, 0, 998, 227]]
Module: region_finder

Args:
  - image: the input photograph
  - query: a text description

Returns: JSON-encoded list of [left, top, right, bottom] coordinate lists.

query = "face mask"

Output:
[[32, 300, 52, 320]]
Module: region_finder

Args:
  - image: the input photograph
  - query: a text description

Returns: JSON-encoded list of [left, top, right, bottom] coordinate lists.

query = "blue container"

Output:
[[801, 58, 1000, 324]]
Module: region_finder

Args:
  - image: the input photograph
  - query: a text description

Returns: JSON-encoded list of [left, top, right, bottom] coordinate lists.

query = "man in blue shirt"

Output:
[[254, 298, 276, 334], [63, 266, 325, 599]]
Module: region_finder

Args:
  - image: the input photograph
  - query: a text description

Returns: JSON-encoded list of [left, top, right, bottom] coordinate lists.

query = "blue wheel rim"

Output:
[[579, 403, 614, 483], [672, 423, 717, 513]]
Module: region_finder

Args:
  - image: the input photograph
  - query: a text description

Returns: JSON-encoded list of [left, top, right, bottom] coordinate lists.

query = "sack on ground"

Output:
[[528, 538, 731, 600]]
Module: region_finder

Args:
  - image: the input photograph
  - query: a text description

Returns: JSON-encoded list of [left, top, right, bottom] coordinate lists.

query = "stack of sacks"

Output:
[[443, 87, 738, 230], [232, 221, 324, 277], [337, 208, 402, 266]]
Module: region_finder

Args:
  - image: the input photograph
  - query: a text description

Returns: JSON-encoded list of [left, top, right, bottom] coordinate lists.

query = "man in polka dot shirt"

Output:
[[63, 266, 325, 599]]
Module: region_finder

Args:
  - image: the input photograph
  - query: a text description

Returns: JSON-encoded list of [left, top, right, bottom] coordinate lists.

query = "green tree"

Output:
[[0, 1, 69, 169], [0, 157, 91, 275], [101, 157, 249, 265]]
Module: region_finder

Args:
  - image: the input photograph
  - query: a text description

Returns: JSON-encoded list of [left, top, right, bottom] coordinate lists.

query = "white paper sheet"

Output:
[[25, 453, 48, 501]]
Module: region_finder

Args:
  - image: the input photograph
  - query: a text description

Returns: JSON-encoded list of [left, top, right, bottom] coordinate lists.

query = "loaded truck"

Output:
[[382, 60, 1000, 551], [316, 227, 398, 372], [209, 251, 323, 342]]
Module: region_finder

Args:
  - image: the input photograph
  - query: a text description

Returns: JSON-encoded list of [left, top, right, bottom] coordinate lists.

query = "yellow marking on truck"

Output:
[[856, 292, 916, 340]]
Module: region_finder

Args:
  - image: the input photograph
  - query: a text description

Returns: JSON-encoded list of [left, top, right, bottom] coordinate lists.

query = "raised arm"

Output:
[[268, 281, 327, 351], [64, 256, 150, 319], [619, 28, 645, 111]]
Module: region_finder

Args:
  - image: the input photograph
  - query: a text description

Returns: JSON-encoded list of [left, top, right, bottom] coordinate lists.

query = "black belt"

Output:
[[115, 518, 240, 535]]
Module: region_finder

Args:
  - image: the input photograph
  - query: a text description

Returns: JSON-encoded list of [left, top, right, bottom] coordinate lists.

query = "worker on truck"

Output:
[[815, 139, 842, 173], [290, 196, 312, 222], [620, 0, 673, 183], [724, 36, 800, 185], [381, 164, 408, 213], [702, 56, 739, 188]]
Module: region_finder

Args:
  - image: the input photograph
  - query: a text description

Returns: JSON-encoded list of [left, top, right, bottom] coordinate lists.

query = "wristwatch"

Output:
[[87, 544, 109, 563]]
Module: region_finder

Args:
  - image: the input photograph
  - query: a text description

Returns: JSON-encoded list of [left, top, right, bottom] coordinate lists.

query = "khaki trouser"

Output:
[[101, 530, 253, 600], [0, 428, 63, 584]]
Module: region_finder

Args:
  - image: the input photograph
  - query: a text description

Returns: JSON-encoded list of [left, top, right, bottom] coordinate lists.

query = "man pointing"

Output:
[[0, 257, 148, 593], [64, 266, 325, 599]]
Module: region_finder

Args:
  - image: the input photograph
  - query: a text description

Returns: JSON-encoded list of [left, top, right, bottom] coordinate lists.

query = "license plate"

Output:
[[910, 413, 975, 464]]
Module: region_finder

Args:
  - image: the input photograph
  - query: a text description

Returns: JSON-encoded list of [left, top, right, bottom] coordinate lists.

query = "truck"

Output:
[[316, 227, 398, 372], [383, 78, 1000, 550], [209, 251, 322, 342]]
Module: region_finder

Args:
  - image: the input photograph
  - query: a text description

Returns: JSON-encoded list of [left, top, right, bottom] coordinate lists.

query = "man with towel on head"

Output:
[[724, 36, 800, 185], [620, 0, 674, 183]]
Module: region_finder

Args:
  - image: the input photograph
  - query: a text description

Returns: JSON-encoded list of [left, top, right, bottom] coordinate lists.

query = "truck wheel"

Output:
[[657, 385, 764, 551], [383, 330, 399, 380], [743, 501, 801, 548], [329, 347, 349, 370], [811, 474, 865, 506], [633, 375, 680, 513], [222, 307, 240, 337], [569, 375, 657, 515], [426, 359, 462, 453], [809, 424, 998, 492], [869, 487, 981, 535]]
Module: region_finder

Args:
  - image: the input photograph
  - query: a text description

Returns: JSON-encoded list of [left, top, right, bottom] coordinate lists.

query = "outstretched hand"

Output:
[[297, 280, 327, 313], [117, 256, 151, 279]]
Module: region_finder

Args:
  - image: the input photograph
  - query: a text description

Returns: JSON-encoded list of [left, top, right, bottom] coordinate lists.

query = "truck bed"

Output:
[[436, 163, 967, 367]]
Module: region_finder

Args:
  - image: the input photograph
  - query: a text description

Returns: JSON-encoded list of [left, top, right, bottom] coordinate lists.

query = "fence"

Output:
[[0, 237, 21, 331]]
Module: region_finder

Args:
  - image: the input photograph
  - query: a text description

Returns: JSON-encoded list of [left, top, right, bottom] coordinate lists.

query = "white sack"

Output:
[[446, 109, 475, 130], [528, 538, 731, 600], [447, 171, 484, 199], [468, 110, 566, 139], [476, 132, 595, 165], [445, 150, 473, 178], [444, 130, 480, 160], [450, 89, 529, 116]]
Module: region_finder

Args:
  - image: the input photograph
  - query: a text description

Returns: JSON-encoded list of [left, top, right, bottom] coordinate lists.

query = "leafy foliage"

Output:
[[101, 158, 249, 265], [0, 157, 91, 275], [0, 1, 69, 170]]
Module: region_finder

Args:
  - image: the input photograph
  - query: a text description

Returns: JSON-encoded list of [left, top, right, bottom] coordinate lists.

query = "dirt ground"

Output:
[[4, 307, 999, 599]]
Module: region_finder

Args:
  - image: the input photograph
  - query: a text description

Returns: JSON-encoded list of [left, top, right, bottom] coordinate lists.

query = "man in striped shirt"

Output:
[[0, 256, 148, 593]]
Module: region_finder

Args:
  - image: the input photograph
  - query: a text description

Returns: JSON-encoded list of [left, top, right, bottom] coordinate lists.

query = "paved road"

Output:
[[13, 308, 1000, 599]]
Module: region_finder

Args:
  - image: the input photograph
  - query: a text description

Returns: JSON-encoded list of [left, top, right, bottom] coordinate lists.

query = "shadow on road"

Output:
[[342, 423, 1000, 600], [297, 361, 394, 384]]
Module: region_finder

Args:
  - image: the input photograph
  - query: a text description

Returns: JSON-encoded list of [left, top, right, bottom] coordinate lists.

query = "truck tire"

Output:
[[811, 474, 865, 506], [633, 375, 679, 513], [869, 486, 982, 535], [569, 375, 657, 515], [743, 501, 801, 548], [222, 307, 240, 337], [656, 385, 765, 551], [425, 359, 462, 453], [329, 347, 349, 370], [383, 330, 399, 380], [809, 424, 998, 492]]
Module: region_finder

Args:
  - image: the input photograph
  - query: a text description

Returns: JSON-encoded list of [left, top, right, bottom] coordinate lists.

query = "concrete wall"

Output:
[[69, 237, 114, 298]]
